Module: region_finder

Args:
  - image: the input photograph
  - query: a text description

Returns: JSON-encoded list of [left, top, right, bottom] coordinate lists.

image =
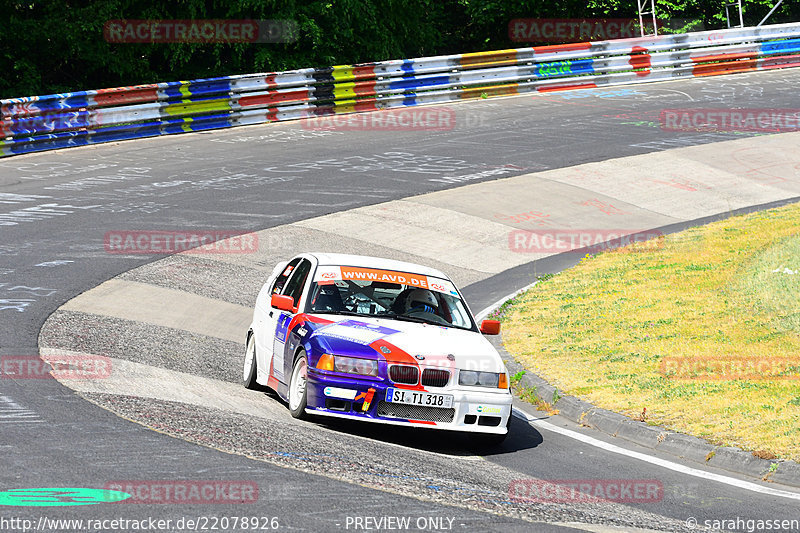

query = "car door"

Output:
[[271, 258, 313, 384], [255, 258, 301, 379]]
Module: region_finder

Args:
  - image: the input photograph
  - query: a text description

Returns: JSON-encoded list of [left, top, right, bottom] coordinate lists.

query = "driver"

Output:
[[404, 288, 438, 314]]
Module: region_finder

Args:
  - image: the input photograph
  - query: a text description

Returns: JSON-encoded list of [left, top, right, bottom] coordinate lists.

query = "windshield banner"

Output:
[[314, 266, 458, 296]]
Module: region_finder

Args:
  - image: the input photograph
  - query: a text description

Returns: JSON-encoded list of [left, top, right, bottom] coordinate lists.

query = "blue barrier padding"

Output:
[[389, 75, 451, 90], [8, 110, 92, 136], [89, 122, 163, 142], [535, 59, 594, 78], [760, 38, 800, 55]]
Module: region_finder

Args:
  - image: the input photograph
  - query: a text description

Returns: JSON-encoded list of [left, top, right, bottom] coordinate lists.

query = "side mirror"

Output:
[[480, 319, 501, 335], [271, 294, 295, 312]]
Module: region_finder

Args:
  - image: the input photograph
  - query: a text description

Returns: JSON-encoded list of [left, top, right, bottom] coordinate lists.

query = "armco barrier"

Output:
[[2, 23, 800, 158]]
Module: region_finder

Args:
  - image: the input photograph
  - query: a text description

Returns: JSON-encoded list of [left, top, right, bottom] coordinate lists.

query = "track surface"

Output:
[[2, 70, 800, 531]]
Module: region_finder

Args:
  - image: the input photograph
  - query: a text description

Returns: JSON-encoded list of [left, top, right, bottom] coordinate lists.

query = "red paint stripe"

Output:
[[369, 338, 417, 366], [761, 55, 800, 70], [353, 80, 378, 96], [239, 89, 310, 108], [533, 42, 591, 54], [286, 313, 333, 337], [693, 59, 758, 77], [691, 52, 757, 63], [629, 46, 651, 77], [538, 82, 597, 93], [352, 101, 379, 112], [352, 65, 378, 79], [94, 86, 159, 106], [393, 383, 426, 391], [266, 358, 280, 390], [369, 338, 425, 391], [408, 420, 436, 425]]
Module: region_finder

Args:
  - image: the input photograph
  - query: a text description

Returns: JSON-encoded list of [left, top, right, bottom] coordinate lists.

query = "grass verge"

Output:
[[502, 201, 800, 461]]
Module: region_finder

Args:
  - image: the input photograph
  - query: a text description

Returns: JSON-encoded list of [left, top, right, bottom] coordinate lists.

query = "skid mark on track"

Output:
[[0, 394, 44, 424]]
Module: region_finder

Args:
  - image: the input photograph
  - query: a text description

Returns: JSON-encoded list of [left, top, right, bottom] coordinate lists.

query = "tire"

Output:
[[288, 351, 309, 419], [243, 333, 260, 390]]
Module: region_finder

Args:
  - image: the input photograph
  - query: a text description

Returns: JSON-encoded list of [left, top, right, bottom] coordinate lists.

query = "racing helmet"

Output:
[[405, 289, 438, 313]]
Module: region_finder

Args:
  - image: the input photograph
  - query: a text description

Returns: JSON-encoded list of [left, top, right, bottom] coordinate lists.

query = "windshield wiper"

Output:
[[384, 314, 438, 325], [312, 309, 368, 317], [382, 312, 470, 329]]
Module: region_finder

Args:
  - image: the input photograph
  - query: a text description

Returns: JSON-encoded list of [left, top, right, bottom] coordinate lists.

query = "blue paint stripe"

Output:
[[535, 59, 594, 78], [760, 38, 800, 55], [7, 111, 91, 136], [90, 125, 162, 143], [389, 75, 451, 90]]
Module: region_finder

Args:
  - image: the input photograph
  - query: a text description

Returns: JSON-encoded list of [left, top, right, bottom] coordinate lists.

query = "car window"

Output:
[[306, 277, 476, 330], [270, 258, 301, 295], [281, 259, 312, 305]]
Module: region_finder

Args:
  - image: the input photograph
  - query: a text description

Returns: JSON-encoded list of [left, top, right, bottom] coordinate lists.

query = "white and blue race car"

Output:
[[243, 253, 512, 444]]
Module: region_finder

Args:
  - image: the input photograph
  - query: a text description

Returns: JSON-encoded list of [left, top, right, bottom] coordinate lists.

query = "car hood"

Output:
[[308, 314, 505, 373]]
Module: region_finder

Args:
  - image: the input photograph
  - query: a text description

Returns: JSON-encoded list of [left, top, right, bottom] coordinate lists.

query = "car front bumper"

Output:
[[305, 369, 513, 434]]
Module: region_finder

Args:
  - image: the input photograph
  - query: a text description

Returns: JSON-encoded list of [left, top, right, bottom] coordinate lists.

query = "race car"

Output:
[[243, 253, 512, 444]]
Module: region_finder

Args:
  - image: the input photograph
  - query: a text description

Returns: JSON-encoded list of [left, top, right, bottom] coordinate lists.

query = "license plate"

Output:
[[386, 388, 453, 408]]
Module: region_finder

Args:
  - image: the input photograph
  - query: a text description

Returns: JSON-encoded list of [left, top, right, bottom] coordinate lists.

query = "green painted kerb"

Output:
[[0, 488, 131, 506]]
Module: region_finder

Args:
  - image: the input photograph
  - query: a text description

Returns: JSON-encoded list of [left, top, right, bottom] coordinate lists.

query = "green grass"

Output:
[[502, 202, 800, 460]]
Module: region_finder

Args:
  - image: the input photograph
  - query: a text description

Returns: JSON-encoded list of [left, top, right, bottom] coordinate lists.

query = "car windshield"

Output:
[[306, 270, 475, 330]]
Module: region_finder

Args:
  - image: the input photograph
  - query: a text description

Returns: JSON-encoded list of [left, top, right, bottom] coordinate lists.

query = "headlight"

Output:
[[334, 356, 378, 376], [459, 370, 505, 388]]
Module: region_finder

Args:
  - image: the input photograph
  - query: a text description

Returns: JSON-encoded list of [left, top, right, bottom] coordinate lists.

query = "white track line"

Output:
[[513, 408, 800, 501], [474, 281, 540, 321]]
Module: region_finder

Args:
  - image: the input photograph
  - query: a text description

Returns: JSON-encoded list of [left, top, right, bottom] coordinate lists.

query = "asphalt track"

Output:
[[2, 69, 800, 532]]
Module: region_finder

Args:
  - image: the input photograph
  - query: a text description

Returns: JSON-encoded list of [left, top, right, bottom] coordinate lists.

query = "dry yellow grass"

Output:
[[502, 202, 800, 460]]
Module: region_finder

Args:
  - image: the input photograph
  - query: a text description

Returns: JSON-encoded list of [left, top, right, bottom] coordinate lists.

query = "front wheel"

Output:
[[288, 352, 309, 419]]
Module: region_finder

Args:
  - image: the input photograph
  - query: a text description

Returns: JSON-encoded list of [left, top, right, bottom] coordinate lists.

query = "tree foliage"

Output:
[[1, 0, 797, 98]]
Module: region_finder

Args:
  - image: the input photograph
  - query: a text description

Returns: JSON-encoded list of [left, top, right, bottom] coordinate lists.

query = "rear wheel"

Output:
[[288, 352, 309, 419]]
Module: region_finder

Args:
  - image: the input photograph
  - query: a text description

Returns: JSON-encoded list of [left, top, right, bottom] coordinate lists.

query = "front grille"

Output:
[[421, 368, 450, 387], [389, 365, 419, 384], [377, 401, 455, 423]]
